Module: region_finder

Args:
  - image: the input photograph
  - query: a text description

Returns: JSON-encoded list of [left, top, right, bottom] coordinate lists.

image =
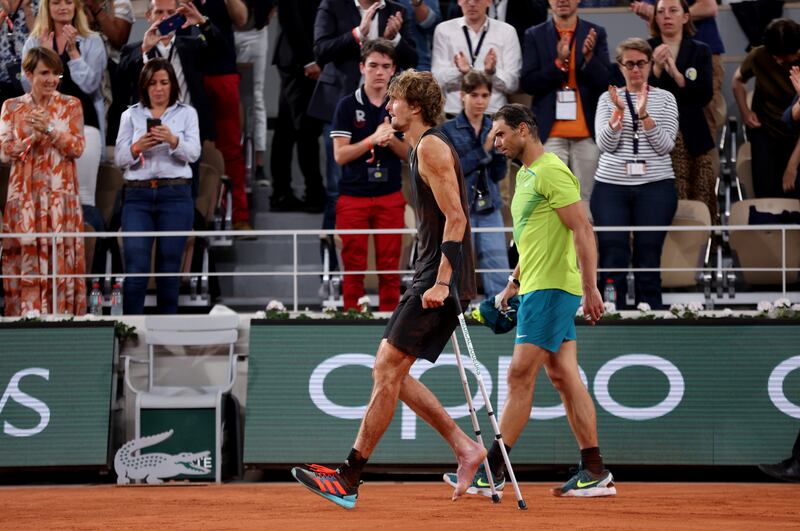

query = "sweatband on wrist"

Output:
[[440, 240, 462, 278]]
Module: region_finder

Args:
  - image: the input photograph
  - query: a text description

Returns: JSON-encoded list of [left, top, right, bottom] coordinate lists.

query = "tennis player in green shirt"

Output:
[[444, 103, 616, 498]]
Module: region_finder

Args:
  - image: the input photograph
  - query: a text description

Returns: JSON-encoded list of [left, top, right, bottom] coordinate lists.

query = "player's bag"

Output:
[[470, 295, 520, 334]]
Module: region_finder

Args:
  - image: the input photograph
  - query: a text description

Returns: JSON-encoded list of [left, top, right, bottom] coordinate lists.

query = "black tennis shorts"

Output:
[[383, 290, 467, 363]]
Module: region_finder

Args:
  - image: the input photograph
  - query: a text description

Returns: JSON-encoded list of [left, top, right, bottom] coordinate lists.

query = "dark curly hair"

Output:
[[763, 18, 800, 57], [387, 69, 443, 127]]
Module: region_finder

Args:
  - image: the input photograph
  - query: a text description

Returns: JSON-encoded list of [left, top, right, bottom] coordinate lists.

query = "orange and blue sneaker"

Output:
[[551, 463, 616, 497], [291, 464, 359, 509]]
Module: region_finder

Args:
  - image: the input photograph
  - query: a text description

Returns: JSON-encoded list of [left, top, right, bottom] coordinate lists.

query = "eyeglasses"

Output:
[[619, 60, 651, 71]]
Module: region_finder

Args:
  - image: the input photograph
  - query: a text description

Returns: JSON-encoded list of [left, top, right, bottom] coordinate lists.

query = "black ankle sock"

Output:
[[487, 441, 512, 479], [581, 447, 604, 475], [339, 448, 368, 487]]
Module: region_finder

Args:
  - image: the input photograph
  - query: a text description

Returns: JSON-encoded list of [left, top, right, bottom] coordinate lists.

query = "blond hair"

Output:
[[387, 70, 444, 127], [32, 0, 93, 39]]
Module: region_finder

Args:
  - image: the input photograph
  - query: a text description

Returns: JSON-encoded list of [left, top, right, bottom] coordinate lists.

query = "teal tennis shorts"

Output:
[[515, 289, 581, 353]]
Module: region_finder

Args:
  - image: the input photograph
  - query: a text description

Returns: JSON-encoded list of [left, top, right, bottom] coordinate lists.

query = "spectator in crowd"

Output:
[[1, 47, 86, 316], [732, 18, 800, 198], [648, 0, 716, 220], [0, 0, 38, 105], [311, 0, 417, 127], [118, 0, 220, 145], [591, 38, 679, 309], [631, 0, 725, 136], [487, 0, 548, 47], [192, 0, 252, 232], [330, 39, 408, 312], [84, 0, 132, 53], [270, 0, 325, 212], [396, 0, 441, 71], [781, 65, 800, 193], [520, 0, 611, 201], [87, 0, 134, 145], [311, 0, 417, 279], [235, 0, 273, 184], [23, 0, 107, 256], [432, 0, 521, 117], [757, 83, 800, 483], [114, 59, 200, 314], [441, 70, 509, 297]]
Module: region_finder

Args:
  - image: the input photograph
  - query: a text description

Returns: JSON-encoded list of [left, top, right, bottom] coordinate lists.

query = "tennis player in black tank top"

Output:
[[291, 70, 484, 509]]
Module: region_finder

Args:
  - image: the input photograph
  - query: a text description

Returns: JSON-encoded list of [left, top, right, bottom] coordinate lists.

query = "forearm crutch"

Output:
[[455, 312, 527, 510], [450, 332, 501, 504]]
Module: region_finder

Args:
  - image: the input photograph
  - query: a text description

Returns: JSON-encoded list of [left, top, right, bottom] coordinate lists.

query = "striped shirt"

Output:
[[594, 87, 679, 186]]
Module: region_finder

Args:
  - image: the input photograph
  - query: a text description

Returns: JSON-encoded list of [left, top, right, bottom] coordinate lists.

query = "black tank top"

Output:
[[57, 40, 99, 129], [408, 128, 476, 301]]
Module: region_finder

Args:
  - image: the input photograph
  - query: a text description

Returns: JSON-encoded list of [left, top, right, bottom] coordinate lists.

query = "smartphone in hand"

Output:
[[146, 118, 162, 132], [156, 13, 186, 36]]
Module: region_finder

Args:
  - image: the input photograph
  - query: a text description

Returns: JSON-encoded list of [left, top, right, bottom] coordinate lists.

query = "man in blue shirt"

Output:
[[330, 39, 409, 311], [396, 0, 441, 71], [441, 70, 509, 297]]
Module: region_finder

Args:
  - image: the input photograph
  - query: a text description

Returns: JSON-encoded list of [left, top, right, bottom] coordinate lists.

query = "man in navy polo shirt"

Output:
[[330, 39, 409, 311]]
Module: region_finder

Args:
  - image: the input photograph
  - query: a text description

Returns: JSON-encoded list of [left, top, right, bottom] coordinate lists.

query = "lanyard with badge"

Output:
[[555, 22, 578, 121], [367, 105, 390, 183], [365, 139, 388, 182], [624, 90, 646, 176], [462, 22, 488, 67]]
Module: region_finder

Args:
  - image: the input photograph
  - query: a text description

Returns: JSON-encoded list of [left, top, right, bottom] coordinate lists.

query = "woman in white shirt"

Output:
[[590, 37, 679, 310], [115, 58, 200, 315]]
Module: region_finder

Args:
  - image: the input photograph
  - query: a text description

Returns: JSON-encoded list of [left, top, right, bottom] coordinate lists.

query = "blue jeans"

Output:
[[322, 122, 341, 271], [121, 184, 194, 314], [470, 208, 509, 297], [590, 179, 677, 309]]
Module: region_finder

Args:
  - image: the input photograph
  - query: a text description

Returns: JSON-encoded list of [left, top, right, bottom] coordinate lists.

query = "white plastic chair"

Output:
[[124, 313, 239, 483]]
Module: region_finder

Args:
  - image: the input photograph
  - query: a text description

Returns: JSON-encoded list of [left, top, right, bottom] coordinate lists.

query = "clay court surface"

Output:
[[3, 481, 799, 530]]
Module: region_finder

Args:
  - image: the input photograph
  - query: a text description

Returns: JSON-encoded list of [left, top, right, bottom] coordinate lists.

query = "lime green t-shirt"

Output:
[[511, 152, 582, 296]]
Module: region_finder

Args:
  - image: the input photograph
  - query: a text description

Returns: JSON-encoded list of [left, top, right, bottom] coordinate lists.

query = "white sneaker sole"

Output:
[[442, 474, 504, 498], [551, 484, 617, 497]]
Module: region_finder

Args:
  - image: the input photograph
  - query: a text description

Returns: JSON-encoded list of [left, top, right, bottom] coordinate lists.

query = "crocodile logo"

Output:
[[114, 429, 211, 485]]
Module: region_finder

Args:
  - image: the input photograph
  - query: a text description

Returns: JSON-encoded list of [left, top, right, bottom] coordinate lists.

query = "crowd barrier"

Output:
[[1, 223, 800, 313]]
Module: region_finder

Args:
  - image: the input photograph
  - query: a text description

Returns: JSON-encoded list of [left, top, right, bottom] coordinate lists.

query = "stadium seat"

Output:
[[730, 198, 800, 285], [95, 163, 125, 229], [736, 142, 753, 200], [661, 200, 711, 289], [196, 163, 222, 228], [124, 313, 240, 483]]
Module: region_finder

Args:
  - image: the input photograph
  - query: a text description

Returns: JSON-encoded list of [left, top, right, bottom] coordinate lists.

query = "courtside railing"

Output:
[[0, 224, 798, 313]]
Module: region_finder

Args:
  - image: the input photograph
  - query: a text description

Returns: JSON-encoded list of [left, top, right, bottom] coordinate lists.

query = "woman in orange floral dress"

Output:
[[0, 47, 86, 316]]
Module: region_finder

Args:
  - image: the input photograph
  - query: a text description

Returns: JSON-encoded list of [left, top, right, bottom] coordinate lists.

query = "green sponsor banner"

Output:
[[0, 322, 116, 468], [244, 321, 800, 466]]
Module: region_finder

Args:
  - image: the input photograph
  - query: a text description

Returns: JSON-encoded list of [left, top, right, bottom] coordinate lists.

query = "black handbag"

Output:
[[471, 166, 494, 214]]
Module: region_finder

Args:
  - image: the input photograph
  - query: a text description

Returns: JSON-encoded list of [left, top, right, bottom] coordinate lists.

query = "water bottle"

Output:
[[603, 278, 617, 304], [89, 280, 103, 316], [110, 282, 123, 316]]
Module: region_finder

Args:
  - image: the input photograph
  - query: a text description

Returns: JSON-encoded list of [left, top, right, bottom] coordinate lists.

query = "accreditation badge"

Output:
[[625, 160, 647, 176], [556, 89, 577, 120]]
